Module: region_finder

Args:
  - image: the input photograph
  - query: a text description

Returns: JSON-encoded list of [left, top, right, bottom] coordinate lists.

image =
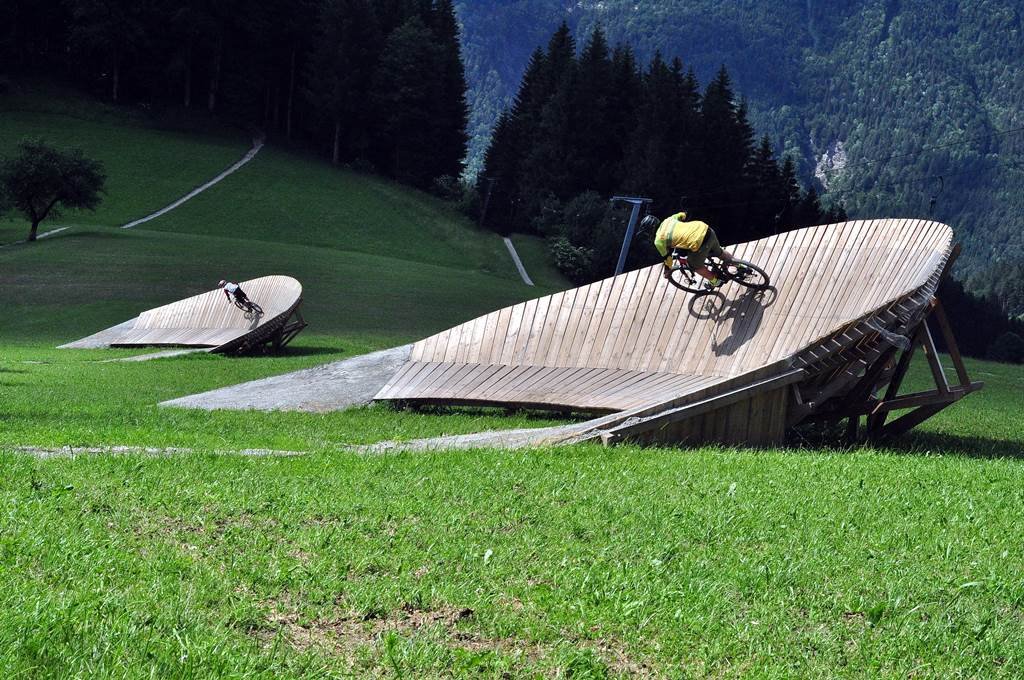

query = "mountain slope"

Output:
[[455, 0, 1024, 289]]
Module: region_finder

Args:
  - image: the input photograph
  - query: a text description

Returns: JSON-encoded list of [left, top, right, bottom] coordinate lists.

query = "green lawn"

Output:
[[2, 88, 1023, 677], [0, 225, 548, 345], [143, 145, 526, 277], [0, 351, 1021, 676]]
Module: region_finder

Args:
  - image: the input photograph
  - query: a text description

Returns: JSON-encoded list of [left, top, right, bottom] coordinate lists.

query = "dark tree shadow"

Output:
[[277, 344, 349, 357], [789, 422, 1024, 460], [879, 431, 1024, 461]]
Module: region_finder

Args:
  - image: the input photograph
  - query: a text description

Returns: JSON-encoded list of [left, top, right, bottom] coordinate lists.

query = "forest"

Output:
[[0, 0, 469, 188], [477, 23, 844, 281]]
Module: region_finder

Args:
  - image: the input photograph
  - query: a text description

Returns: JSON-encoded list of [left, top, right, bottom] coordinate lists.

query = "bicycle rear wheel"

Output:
[[724, 259, 771, 290]]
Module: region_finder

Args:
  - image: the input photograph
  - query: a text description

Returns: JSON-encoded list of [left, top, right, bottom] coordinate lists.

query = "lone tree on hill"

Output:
[[0, 139, 106, 242]]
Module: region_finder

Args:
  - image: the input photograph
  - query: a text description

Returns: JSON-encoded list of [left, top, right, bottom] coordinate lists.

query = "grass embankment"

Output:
[[0, 357, 1022, 676], [0, 89, 568, 344]]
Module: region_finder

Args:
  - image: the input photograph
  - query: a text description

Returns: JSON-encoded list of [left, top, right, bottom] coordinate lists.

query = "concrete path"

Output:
[[10, 445, 304, 459], [101, 348, 211, 363], [0, 226, 73, 249], [503, 237, 534, 286], [121, 137, 264, 229], [358, 421, 604, 454], [162, 344, 413, 411]]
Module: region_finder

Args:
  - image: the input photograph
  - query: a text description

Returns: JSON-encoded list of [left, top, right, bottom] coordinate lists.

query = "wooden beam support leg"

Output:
[[877, 403, 949, 439], [931, 298, 972, 388]]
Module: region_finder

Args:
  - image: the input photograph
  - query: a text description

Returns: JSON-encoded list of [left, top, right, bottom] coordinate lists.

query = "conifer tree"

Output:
[[304, 0, 379, 165], [429, 0, 470, 179], [570, 26, 617, 196], [372, 15, 443, 186]]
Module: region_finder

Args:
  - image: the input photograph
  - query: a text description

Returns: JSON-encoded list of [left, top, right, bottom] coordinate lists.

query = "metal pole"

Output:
[[614, 201, 642, 276], [610, 195, 652, 276]]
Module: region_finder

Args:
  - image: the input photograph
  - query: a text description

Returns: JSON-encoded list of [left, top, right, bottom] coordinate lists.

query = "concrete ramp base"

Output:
[[162, 345, 413, 412]]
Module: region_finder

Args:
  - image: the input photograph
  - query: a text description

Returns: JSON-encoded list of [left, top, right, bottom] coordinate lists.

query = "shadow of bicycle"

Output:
[[687, 286, 779, 357]]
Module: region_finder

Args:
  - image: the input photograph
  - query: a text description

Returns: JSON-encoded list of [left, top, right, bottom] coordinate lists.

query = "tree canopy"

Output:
[[479, 24, 844, 281], [0, 0, 470, 189], [0, 139, 106, 241]]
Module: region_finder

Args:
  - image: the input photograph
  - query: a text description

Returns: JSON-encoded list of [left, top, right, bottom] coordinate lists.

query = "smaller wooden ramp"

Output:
[[61, 275, 307, 354]]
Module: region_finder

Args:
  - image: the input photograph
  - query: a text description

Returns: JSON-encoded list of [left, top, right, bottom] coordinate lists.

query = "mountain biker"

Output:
[[218, 279, 251, 307], [643, 211, 734, 288]]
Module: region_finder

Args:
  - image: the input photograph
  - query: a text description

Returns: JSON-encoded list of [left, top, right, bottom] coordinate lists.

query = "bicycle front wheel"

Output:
[[724, 259, 771, 290], [668, 266, 707, 294]]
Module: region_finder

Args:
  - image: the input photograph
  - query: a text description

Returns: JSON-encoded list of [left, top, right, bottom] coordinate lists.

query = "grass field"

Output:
[[1, 348, 1022, 676], [2, 87, 1023, 676]]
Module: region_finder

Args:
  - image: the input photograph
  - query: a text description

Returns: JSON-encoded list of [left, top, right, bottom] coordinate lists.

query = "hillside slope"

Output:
[[0, 94, 568, 345]]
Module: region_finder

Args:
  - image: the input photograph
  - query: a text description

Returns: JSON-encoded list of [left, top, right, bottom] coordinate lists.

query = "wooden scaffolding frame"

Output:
[[791, 244, 983, 442]]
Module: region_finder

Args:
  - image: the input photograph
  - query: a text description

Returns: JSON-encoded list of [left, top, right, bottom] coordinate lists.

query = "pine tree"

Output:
[[304, 0, 379, 165], [429, 0, 470, 180], [372, 15, 445, 187], [478, 48, 547, 231], [569, 26, 617, 196], [515, 23, 578, 221], [776, 155, 802, 229]]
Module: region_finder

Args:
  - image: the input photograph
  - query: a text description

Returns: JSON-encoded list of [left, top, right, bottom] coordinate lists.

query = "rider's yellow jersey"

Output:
[[655, 214, 709, 260]]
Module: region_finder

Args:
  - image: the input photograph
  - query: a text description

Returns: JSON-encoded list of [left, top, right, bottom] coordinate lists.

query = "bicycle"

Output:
[[666, 251, 771, 294], [232, 296, 264, 320]]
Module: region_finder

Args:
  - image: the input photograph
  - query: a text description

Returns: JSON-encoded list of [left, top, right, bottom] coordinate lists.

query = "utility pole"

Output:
[[478, 177, 497, 229], [610, 195, 653, 276]]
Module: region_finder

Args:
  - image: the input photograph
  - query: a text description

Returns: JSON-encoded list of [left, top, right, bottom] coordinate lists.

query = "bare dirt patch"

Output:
[[251, 596, 654, 675]]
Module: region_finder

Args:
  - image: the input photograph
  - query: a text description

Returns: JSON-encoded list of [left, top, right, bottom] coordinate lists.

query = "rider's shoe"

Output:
[[703, 277, 722, 290]]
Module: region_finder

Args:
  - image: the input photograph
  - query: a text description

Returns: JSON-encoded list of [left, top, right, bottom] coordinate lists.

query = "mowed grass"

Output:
[[0, 225, 546, 345], [143, 145, 540, 278], [1, 357, 1023, 676], [0, 338, 571, 450]]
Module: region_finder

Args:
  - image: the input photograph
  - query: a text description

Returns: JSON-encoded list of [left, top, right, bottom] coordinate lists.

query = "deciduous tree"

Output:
[[0, 140, 105, 242]]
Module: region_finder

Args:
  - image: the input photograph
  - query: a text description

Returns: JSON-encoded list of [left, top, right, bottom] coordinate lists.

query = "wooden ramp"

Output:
[[375, 219, 981, 445], [62, 275, 307, 355]]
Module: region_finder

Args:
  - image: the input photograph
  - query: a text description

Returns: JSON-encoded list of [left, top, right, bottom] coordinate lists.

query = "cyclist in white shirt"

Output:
[[218, 279, 251, 306]]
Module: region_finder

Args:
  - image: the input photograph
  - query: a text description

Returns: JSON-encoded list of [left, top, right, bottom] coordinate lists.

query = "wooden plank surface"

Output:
[[79, 275, 304, 351], [377, 220, 956, 415]]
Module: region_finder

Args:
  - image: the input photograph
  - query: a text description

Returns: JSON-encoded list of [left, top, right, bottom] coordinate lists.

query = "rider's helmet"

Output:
[[218, 279, 227, 288], [640, 214, 660, 231]]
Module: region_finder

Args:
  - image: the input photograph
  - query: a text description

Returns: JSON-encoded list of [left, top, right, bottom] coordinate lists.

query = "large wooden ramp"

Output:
[[62, 275, 307, 354], [376, 219, 981, 445]]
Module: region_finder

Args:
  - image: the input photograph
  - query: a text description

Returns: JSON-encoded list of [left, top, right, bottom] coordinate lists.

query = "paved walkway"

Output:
[[503, 237, 534, 286], [0, 226, 72, 249], [121, 137, 264, 229]]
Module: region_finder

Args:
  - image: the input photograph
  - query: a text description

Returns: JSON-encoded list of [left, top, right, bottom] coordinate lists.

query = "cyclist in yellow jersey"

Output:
[[642, 211, 734, 287]]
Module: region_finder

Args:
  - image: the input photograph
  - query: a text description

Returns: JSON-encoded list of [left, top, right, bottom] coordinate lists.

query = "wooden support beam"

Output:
[[921, 320, 950, 395], [877, 403, 949, 439], [869, 383, 981, 414], [931, 298, 972, 388]]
